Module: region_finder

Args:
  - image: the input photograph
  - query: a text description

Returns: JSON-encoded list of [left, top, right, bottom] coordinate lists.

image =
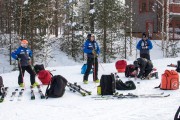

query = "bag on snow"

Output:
[[81, 64, 93, 74], [0, 76, 4, 95], [174, 106, 180, 120], [160, 70, 179, 90], [97, 73, 116, 95], [116, 80, 136, 90], [125, 64, 138, 77], [34, 64, 45, 74], [115, 60, 127, 72], [37, 70, 52, 85], [45, 75, 67, 98]]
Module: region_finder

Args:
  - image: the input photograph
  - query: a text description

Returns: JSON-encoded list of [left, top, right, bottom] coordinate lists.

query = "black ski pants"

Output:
[[83, 57, 98, 81], [140, 53, 150, 60], [18, 65, 35, 85]]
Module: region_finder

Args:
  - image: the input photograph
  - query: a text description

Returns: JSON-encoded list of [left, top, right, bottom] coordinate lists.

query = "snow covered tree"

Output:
[[94, 0, 126, 63]]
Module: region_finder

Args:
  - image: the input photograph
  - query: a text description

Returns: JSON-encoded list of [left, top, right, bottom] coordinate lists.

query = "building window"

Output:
[[149, 0, 154, 12], [139, 0, 154, 13]]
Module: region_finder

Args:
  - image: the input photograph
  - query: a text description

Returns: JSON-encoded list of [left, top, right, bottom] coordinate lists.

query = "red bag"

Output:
[[37, 70, 52, 85], [115, 60, 127, 72], [160, 70, 179, 90]]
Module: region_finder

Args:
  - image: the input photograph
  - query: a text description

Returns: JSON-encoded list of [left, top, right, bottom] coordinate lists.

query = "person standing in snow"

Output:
[[83, 34, 100, 84], [136, 33, 153, 60], [11, 39, 38, 87]]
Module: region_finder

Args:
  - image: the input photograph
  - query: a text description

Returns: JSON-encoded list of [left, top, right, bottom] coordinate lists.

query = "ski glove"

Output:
[[16, 58, 21, 61], [142, 46, 148, 49]]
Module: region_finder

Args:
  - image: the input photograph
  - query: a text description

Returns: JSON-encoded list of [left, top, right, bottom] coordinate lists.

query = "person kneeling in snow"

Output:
[[133, 58, 153, 80]]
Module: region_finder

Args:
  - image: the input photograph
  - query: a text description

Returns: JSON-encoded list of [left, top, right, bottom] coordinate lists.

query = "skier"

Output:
[[136, 32, 153, 60], [133, 58, 153, 80], [11, 39, 38, 87], [83, 34, 100, 84]]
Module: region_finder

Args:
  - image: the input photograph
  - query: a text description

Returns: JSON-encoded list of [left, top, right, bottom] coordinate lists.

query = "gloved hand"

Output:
[[141, 76, 146, 80], [142, 46, 148, 49], [137, 74, 141, 78], [16, 58, 21, 61]]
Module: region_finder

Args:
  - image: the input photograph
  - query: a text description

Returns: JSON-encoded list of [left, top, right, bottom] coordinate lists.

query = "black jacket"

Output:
[[136, 58, 153, 78]]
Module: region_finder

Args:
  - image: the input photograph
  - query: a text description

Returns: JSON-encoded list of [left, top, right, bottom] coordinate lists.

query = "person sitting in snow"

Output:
[[83, 34, 100, 84], [136, 32, 153, 60], [133, 58, 154, 80], [11, 39, 38, 88]]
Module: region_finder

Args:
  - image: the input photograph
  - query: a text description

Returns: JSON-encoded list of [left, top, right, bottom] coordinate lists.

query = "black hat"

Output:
[[142, 32, 146, 38], [133, 60, 139, 67], [87, 34, 91, 39]]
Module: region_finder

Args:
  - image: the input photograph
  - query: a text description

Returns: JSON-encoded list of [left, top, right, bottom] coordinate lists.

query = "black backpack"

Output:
[[45, 75, 67, 98], [0, 76, 3, 95], [116, 80, 136, 90], [34, 64, 45, 74], [174, 106, 180, 120], [98, 73, 116, 95], [125, 64, 137, 77]]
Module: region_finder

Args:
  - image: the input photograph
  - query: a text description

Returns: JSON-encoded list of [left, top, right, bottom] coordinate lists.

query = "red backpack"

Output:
[[125, 64, 137, 77], [160, 70, 179, 90], [37, 70, 52, 85], [115, 60, 127, 72]]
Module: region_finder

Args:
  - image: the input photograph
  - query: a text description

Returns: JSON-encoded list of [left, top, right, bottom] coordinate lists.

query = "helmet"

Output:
[[21, 40, 28, 44], [21, 39, 28, 48], [133, 60, 139, 67]]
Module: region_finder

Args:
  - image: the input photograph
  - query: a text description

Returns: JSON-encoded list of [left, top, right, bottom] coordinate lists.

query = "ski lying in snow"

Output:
[[0, 87, 9, 102], [73, 82, 92, 95], [17, 89, 24, 101], [30, 86, 35, 100], [93, 92, 170, 100], [115, 93, 170, 99], [10, 89, 18, 101], [67, 82, 87, 96], [37, 85, 45, 99]]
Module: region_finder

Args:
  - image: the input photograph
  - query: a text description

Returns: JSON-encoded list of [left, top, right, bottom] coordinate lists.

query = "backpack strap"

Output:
[[45, 72, 53, 99], [174, 106, 180, 120], [154, 84, 160, 89]]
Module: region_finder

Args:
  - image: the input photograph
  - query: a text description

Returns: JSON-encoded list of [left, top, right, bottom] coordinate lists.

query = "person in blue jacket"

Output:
[[11, 39, 38, 88], [83, 34, 100, 84], [136, 33, 153, 60]]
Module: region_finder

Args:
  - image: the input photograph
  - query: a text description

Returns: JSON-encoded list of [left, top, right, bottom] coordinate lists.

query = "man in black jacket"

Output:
[[133, 58, 153, 80]]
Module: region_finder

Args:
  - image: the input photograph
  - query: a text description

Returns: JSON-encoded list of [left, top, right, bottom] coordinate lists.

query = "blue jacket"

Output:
[[136, 39, 153, 54], [83, 39, 100, 58], [11, 46, 33, 66]]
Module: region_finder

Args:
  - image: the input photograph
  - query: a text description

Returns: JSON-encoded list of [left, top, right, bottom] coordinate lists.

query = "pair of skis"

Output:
[[30, 85, 45, 100], [67, 82, 91, 96], [10, 88, 25, 101], [93, 92, 170, 100]]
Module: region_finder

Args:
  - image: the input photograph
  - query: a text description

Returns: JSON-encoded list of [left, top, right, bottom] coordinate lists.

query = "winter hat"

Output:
[[133, 60, 139, 67], [87, 34, 91, 39], [142, 32, 146, 38], [21, 39, 28, 44]]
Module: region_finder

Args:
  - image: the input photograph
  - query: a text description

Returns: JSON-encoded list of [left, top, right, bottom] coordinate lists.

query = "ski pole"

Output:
[[18, 59, 25, 88]]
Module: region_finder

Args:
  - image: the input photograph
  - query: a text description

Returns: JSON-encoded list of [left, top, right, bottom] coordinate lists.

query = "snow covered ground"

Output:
[[0, 39, 180, 120]]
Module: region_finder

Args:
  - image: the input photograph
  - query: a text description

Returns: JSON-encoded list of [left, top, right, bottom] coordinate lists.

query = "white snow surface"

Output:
[[0, 40, 180, 120]]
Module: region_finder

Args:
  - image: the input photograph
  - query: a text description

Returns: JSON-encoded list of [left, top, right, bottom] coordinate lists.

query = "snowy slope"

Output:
[[0, 57, 180, 120], [0, 39, 180, 120]]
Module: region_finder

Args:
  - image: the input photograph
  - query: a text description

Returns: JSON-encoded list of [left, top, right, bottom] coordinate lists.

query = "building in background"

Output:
[[125, 0, 180, 40]]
